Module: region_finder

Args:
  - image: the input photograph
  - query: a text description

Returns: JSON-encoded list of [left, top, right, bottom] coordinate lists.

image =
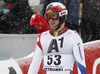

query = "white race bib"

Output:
[[43, 54, 74, 71]]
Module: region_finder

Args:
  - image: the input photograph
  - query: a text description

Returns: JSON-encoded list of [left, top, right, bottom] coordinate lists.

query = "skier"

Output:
[[28, 2, 87, 74]]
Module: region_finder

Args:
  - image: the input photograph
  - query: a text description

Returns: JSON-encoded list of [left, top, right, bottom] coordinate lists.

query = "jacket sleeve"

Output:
[[73, 34, 87, 74], [28, 34, 43, 74]]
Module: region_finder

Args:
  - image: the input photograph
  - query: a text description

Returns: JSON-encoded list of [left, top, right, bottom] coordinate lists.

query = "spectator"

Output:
[[0, 0, 9, 15], [2, 5, 10, 14], [40, 0, 81, 32], [30, 13, 50, 34], [80, 0, 100, 43]]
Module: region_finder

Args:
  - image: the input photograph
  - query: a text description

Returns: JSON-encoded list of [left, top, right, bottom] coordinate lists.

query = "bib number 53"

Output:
[[47, 55, 61, 65]]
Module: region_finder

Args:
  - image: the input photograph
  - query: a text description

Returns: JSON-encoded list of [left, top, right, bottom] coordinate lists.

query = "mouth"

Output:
[[50, 23, 58, 28]]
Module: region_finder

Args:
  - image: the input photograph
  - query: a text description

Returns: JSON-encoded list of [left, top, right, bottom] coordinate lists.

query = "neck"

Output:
[[54, 23, 65, 36], [50, 23, 69, 36], [55, 23, 65, 31]]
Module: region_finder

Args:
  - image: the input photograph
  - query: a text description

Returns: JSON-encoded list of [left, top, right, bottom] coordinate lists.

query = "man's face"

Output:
[[46, 12, 60, 30], [48, 19, 59, 30]]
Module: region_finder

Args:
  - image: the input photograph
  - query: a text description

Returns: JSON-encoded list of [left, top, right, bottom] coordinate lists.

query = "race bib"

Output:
[[43, 54, 74, 71]]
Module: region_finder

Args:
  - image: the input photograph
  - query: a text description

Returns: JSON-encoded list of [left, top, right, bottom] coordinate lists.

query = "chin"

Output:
[[51, 28, 56, 30]]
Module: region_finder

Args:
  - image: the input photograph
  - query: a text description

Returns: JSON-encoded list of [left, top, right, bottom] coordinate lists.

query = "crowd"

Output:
[[0, 0, 37, 34], [80, 0, 100, 42], [0, 0, 100, 42]]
